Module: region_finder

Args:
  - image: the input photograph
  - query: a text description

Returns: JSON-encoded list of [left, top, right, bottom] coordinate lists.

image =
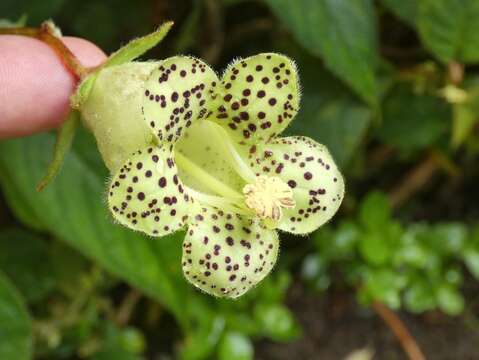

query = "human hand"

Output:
[[0, 35, 106, 139]]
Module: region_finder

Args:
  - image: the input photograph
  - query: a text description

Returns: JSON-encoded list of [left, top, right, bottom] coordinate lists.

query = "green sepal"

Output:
[[71, 21, 173, 109], [104, 21, 173, 67], [36, 110, 80, 191]]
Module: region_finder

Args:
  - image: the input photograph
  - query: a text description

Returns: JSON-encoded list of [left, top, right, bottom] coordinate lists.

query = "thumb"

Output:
[[0, 35, 106, 138]]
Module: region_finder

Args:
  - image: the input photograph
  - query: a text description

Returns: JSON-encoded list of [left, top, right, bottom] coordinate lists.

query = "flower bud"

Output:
[[76, 62, 159, 172]]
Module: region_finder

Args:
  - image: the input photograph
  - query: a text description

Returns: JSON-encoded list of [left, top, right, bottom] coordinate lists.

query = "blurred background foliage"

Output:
[[1, 0, 479, 359]]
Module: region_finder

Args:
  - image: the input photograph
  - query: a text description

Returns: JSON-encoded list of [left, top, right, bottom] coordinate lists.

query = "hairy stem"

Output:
[[0, 21, 90, 79]]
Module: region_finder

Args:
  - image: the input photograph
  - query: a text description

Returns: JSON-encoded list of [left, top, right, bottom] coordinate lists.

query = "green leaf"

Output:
[[218, 332, 254, 360], [0, 229, 56, 303], [301, 254, 331, 291], [253, 304, 301, 341], [376, 85, 450, 152], [0, 174, 44, 230], [418, 0, 479, 63], [313, 222, 359, 261], [436, 284, 464, 315], [0, 131, 193, 328], [92, 325, 144, 360], [48, 240, 90, 296], [430, 223, 467, 256], [359, 232, 392, 266], [0, 0, 64, 25], [286, 60, 371, 168], [396, 231, 428, 268], [247, 271, 292, 304], [174, 1, 202, 53], [463, 249, 479, 279], [295, 96, 371, 168], [444, 267, 462, 286], [359, 192, 391, 231], [361, 268, 405, 309], [265, 0, 379, 106], [0, 272, 32, 360], [380, 0, 417, 26], [180, 315, 225, 360], [404, 280, 436, 313]]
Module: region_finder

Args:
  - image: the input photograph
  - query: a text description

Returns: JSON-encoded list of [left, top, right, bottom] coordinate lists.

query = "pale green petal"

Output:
[[142, 56, 219, 144], [210, 53, 300, 143], [175, 120, 245, 195], [246, 136, 344, 234], [182, 206, 279, 298], [108, 145, 193, 236]]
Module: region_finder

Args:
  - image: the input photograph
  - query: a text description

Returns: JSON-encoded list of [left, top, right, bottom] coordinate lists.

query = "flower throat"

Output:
[[174, 120, 295, 222]]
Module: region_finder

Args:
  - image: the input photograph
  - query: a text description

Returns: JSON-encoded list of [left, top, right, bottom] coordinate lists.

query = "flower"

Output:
[[107, 54, 344, 298]]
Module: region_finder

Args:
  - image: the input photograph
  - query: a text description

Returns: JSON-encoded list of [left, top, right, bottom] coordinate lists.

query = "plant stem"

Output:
[[388, 154, 438, 208], [0, 21, 90, 79], [115, 289, 142, 326], [372, 301, 426, 360]]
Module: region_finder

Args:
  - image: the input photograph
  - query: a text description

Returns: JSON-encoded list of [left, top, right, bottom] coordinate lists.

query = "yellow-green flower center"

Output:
[[243, 175, 295, 221], [173, 120, 295, 222]]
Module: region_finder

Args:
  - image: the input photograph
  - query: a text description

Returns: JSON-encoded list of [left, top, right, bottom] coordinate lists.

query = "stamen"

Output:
[[185, 186, 252, 215], [174, 151, 243, 200], [243, 175, 296, 221], [207, 121, 256, 183]]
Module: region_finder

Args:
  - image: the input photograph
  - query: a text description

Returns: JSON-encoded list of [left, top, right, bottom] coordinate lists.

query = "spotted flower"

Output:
[[107, 54, 344, 298]]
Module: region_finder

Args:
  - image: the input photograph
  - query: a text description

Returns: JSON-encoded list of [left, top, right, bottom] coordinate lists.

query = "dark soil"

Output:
[[256, 283, 479, 360]]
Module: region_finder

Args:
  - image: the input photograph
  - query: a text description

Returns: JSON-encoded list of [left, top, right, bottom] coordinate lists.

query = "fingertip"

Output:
[[63, 36, 107, 68], [0, 35, 106, 138]]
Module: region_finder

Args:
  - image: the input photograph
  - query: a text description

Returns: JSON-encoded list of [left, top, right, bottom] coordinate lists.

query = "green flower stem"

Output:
[[174, 150, 243, 200]]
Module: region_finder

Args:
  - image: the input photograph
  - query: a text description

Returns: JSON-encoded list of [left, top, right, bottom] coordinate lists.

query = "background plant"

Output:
[[1, 0, 479, 359]]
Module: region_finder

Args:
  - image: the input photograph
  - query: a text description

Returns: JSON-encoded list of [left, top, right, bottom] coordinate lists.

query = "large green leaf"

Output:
[[285, 55, 371, 168], [0, 131, 193, 328], [218, 332, 253, 360], [0, 272, 32, 360], [0, 0, 64, 25], [418, 0, 479, 63], [0, 229, 56, 303], [290, 96, 370, 168], [380, 0, 417, 26], [375, 85, 450, 152], [265, 0, 379, 106]]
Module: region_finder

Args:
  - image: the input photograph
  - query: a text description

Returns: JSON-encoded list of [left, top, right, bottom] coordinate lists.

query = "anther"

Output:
[[243, 175, 295, 221]]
